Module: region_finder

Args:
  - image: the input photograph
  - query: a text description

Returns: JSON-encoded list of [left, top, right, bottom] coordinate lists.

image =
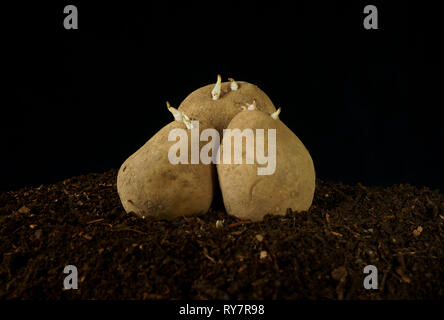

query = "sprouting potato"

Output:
[[117, 103, 215, 220], [216, 105, 315, 221], [178, 75, 277, 135]]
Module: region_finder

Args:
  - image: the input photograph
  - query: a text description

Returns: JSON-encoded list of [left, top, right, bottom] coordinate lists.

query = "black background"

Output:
[[3, 1, 443, 192]]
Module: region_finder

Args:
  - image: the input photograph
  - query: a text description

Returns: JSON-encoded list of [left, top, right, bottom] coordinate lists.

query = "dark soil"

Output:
[[0, 170, 443, 299]]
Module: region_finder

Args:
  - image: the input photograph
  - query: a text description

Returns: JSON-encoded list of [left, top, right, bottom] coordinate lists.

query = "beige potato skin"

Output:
[[217, 110, 315, 221], [178, 81, 276, 135], [117, 120, 214, 220]]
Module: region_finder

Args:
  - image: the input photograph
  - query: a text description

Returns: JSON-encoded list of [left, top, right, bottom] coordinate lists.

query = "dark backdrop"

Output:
[[3, 1, 443, 192]]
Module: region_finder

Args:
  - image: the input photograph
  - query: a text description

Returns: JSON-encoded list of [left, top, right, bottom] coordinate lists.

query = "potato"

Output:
[[178, 75, 277, 135], [117, 104, 215, 220], [216, 107, 315, 221]]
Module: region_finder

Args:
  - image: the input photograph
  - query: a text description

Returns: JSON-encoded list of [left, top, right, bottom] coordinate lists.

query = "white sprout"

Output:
[[182, 113, 193, 129], [270, 107, 281, 120], [247, 99, 257, 110], [166, 101, 183, 121], [211, 74, 222, 100], [228, 77, 239, 91]]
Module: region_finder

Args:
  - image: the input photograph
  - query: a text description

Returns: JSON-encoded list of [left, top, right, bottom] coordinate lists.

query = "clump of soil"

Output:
[[0, 170, 443, 299]]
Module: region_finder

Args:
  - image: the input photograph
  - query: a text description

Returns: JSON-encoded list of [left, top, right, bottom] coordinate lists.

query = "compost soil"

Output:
[[0, 170, 443, 299]]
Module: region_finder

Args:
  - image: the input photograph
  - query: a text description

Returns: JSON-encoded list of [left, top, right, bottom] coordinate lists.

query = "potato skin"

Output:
[[217, 110, 315, 221], [178, 81, 276, 135], [117, 120, 215, 220]]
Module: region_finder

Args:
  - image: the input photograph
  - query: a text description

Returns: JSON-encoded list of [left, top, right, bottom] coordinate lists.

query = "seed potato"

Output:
[[178, 75, 277, 135], [117, 106, 215, 220], [217, 108, 315, 221]]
